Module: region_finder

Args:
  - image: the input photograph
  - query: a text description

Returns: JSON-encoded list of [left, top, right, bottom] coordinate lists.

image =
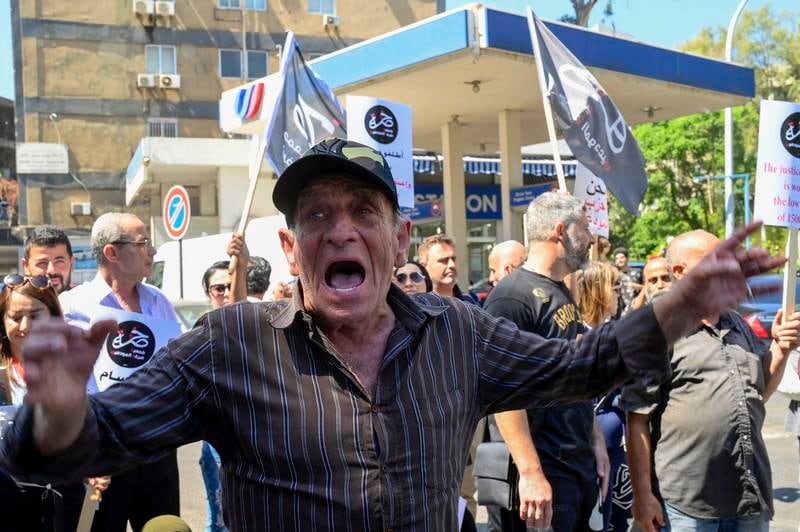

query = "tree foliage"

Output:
[[559, 0, 613, 27], [607, 5, 799, 259]]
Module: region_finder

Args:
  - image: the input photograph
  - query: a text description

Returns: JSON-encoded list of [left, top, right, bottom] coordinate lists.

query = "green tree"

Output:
[[559, 0, 613, 27], [608, 5, 799, 259]]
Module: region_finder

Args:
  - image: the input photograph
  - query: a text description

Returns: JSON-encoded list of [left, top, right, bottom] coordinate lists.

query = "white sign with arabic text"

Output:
[[89, 306, 182, 392], [574, 163, 610, 238], [346, 96, 414, 209]]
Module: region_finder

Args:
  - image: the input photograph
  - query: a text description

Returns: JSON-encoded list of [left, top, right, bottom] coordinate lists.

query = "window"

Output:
[[219, 49, 243, 78], [307, 0, 334, 14], [219, 49, 269, 79], [147, 118, 179, 138], [246, 0, 266, 9], [219, 0, 266, 10], [247, 50, 268, 79], [145, 45, 177, 75]]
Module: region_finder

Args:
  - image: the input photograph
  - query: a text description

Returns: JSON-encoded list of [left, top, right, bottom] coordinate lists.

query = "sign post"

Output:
[[162, 185, 191, 299], [753, 99, 800, 314]]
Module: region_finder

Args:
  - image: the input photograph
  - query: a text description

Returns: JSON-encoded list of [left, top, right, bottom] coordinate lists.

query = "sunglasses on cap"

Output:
[[209, 283, 232, 297], [3, 274, 53, 291], [395, 272, 425, 284]]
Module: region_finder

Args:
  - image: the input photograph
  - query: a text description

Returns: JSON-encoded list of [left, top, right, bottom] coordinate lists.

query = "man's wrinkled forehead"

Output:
[[295, 174, 394, 212]]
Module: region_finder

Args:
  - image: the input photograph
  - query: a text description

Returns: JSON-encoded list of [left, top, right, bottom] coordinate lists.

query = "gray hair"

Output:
[[525, 192, 586, 243], [91, 212, 140, 265]]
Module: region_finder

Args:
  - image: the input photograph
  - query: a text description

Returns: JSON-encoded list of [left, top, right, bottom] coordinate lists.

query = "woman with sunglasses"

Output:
[[393, 260, 433, 295], [0, 274, 87, 531], [576, 262, 629, 532]]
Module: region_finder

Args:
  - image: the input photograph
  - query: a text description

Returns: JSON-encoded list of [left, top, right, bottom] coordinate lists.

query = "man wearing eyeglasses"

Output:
[[57, 212, 181, 532]]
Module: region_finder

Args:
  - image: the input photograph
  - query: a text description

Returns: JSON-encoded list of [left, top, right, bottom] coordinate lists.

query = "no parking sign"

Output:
[[163, 185, 191, 241]]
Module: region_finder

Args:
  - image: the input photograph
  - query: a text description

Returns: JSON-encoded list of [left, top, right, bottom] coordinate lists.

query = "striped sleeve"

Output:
[[473, 303, 668, 416]]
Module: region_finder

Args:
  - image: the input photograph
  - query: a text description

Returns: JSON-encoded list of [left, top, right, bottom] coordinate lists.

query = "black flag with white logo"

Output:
[[528, 10, 647, 214], [264, 31, 347, 175]]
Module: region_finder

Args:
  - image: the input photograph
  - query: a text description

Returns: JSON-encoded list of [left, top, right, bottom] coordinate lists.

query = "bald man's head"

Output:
[[488, 240, 527, 286], [666, 230, 720, 279]]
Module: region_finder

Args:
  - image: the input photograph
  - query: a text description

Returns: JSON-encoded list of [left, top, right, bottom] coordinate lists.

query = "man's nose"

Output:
[[327, 214, 358, 245], [46, 261, 57, 274]]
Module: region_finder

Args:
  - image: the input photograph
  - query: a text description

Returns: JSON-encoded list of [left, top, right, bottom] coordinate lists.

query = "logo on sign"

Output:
[[234, 82, 265, 121], [780, 112, 800, 158], [364, 105, 398, 144], [106, 321, 156, 369]]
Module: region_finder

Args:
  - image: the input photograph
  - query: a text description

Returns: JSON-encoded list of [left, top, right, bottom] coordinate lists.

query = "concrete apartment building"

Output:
[[9, 0, 443, 231]]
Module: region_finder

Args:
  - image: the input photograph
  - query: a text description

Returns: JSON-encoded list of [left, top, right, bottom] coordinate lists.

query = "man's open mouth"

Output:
[[325, 261, 366, 292]]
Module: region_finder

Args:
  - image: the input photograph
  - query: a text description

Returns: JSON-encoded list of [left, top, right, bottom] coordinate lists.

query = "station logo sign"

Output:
[[234, 81, 265, 121], [364, 105, 398, 144]]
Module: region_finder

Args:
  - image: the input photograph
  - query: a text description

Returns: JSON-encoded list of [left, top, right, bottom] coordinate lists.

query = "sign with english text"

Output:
[[573, 163, 609, 238], [754, 100, 800, 228], [346, 96, 414, 209], [89, 306, 181, 393]]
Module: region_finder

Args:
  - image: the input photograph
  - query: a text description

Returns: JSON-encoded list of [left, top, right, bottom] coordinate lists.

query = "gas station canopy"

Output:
[[306, 5, 754, 153]]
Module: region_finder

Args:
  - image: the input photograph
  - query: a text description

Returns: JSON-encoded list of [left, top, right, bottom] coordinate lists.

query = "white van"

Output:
[[148, 215, 294, 308]]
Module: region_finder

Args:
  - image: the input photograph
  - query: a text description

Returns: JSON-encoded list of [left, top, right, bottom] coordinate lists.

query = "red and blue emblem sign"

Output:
[[163, 185, 191, 241], [234, 81, 265, 121]]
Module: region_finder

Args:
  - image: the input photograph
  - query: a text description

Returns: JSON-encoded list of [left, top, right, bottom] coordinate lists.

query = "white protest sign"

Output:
[[346, 96, 414, 208], [754, 100, 800, 228], [90, 306, 182, 392], [574, 163, 610, 238]]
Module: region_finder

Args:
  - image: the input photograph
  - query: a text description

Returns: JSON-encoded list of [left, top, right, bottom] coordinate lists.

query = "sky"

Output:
[[0, 0, 798, 100]]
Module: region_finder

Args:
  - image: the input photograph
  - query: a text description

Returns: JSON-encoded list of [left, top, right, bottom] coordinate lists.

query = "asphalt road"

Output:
[[175, 396, 800, 531]]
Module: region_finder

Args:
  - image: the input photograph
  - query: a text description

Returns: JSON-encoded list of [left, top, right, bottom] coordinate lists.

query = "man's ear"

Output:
[[395, 218, 412, 268], [552, 221, 566, 243], [278, 228, 300, 276], [671, 263, 685, 280], [102, 244, 118, 264], [20, 257, 28, 272], [69, 255, 76, 271]]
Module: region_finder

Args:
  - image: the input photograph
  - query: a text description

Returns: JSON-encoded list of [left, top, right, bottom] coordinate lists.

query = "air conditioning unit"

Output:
[[322, 14, 340, 30], [155, 1, 175, 16], [70, 202, 92, 216], [158, 74, 181, 89], [132, 0, 154, 15], [137, 73, 157, 88]]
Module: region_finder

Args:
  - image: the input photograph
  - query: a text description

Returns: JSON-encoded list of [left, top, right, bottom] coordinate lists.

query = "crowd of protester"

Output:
[[0, 138, 797, 532]]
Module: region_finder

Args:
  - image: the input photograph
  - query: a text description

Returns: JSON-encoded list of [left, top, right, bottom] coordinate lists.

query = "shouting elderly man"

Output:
[[0, 138, 786, 531]]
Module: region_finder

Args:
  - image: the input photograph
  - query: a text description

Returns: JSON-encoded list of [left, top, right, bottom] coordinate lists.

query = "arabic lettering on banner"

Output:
[[574, 162, 610, 238], [527, 10, 647, 215], [89, 306, 182, 392], [753, 99, 800, 228], [264, 31, 347, 176], [346, 95, 414, 209]]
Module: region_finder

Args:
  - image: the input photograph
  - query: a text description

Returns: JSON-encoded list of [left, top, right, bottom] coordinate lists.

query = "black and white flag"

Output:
[[264, 31, 347, 175], [528, 10, 647, 214]]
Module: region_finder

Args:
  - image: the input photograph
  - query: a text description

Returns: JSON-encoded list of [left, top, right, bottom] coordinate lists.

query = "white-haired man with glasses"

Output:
[[57, 212, 181, 532]]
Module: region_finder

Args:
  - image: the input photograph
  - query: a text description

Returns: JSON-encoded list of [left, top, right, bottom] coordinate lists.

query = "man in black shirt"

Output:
[[485, 192, 609, 532]]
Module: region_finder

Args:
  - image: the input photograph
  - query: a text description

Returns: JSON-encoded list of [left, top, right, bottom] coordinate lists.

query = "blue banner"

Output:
[[510, 183, 554, 209]]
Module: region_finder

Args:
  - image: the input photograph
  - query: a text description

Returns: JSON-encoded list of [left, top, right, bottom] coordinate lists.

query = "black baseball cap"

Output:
[[272, 137, 399, 223]]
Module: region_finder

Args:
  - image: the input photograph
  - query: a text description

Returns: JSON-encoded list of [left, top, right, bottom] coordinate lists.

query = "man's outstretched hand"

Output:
[[654, 221, 785, 344], [23, 318, 117, 455]]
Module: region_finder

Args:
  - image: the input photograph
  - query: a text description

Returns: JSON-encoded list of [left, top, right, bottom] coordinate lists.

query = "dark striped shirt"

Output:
[[2, 285, 667, 531]]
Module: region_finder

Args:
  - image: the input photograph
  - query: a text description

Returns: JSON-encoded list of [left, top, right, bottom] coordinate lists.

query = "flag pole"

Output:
[[527, 8, 568, 193], [229, 33, 294, 275]]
